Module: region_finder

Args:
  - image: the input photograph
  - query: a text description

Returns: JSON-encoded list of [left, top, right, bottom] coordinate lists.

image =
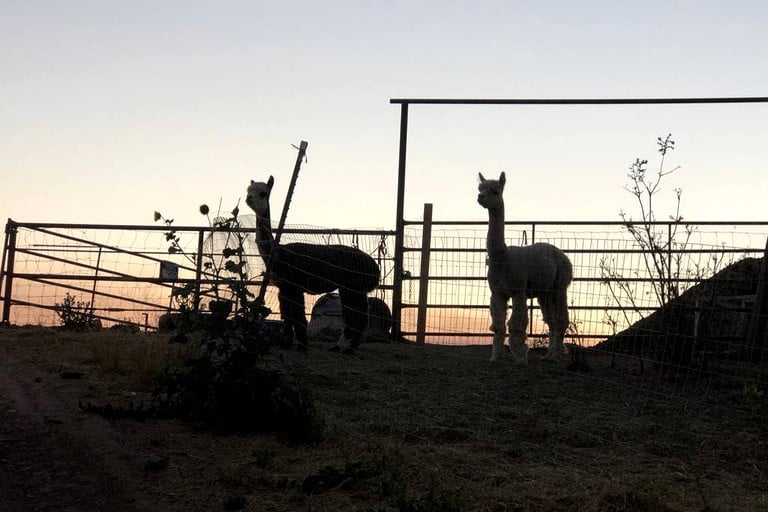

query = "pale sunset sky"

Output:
[[2, 1, 767, 231]]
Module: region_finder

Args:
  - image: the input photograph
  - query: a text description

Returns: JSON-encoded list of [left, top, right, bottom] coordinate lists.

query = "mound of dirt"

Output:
[[596, 257, 765, 365]]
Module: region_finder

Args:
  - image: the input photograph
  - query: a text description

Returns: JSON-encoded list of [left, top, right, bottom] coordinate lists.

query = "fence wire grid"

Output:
[[3, 218, 768, 395]]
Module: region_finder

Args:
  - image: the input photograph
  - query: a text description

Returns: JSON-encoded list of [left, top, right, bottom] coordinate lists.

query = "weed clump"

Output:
[[83, 200, 325, 443], [153, 320, 324, 443], [55, 293, 97, 331], [152, 200, 324, 442]]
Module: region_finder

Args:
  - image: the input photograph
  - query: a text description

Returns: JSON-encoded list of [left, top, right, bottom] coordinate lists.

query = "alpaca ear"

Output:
[[250, 180, 255, 185], [499, 172, 506, 186], [267, 175, 274, 190], [478, 172, 486, 182]]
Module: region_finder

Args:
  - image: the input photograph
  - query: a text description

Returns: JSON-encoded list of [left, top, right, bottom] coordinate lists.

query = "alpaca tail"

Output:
[[324, 246, 380, 294], [356, 252, 381, 293], [555, 251, 574, 290]]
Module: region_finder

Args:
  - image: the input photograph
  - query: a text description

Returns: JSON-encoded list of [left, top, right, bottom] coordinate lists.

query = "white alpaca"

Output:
[[477, 172, 573, 363]]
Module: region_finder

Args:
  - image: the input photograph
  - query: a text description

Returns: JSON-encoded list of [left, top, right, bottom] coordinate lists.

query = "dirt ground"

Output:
[[1, 325, 767, 511]]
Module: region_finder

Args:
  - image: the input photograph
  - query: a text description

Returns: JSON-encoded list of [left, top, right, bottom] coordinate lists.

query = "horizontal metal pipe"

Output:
[[390, 97, 768, 105]]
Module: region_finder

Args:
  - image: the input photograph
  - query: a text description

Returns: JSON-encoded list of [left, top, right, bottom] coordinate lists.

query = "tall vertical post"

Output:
[[90, 246, 102, 315], [528, 222, 535, 338], [275, 141, 309, 244], [391, 102, 409, 342], [668, 223, 674, 300], [746, 237, 768, 365], [415, 203, 433, 344], [1, 220, 18, 324], [193, 230, 205, 312]]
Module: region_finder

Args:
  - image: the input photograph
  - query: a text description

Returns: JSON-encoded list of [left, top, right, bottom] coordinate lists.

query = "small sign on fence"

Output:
[[159, 261, 179, 282]]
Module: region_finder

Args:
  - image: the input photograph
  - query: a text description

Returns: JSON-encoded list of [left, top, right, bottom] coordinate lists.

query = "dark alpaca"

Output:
[[246, 176, 380, 352]]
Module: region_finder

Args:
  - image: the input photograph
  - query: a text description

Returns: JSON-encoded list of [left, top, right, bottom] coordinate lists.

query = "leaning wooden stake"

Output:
[[256, 141, 309, 307]]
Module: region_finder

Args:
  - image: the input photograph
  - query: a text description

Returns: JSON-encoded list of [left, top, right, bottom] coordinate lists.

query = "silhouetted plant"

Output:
[[83, 200, 324, 443], [150, 201, 322, 441], [152, 322, 324, 442], [54, 292, 96, 331], [155, 203, 256, 316], [599, 135, 732, 371], [79, 314, 326, 443], [620, 134, 688, 306], [600, 134, 727, 323]]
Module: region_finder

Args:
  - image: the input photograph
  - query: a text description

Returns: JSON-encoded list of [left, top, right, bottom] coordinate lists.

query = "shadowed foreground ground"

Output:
[[0, 325, 766, 511]]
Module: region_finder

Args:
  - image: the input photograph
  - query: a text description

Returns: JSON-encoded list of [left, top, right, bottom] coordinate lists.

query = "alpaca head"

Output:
[[477, 172, 506, 210], [246, 176, 274, 218]]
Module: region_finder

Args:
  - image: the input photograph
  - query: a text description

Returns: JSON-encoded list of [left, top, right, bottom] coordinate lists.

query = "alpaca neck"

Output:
[[486, 204, 508, 259], [254, 207, 276, 263]]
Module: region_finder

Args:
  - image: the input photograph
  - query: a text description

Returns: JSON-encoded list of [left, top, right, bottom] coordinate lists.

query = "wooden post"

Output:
[[415, 203, 433, 345], [746, 237, 768, 364]]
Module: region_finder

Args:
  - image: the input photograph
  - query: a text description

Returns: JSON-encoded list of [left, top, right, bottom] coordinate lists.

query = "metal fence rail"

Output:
[[2, 217, 767, 353], [387, 96, 768, 343], [1, 219, 395, 329], [397, 212, 768, 347]]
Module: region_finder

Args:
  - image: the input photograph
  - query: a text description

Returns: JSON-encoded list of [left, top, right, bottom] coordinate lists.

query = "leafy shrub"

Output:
[[85, 196, 324, 443], [152, 203, 323, 438], [54, 293, 96, 331], [155, 203, 255, 315], [153, 320, 325, 442]]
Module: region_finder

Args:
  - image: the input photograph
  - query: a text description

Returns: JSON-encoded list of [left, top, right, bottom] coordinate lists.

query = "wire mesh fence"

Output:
[[3, 218, 767, 388], [394, 217, 768, 403], [400, 220, 767, 345], [0, 218, 394, 330], [3, 216, 768, 421]]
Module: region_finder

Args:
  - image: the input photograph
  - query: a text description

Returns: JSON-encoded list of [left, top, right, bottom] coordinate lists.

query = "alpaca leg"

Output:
[[278, 286, 308, 350], [277, 287, 296, 347], [338, 289, 369, 352], [489, 292, 508, 362], [291, 292, 309, 350], [540, 291, 569, 360], [508, 296, 529, 364]]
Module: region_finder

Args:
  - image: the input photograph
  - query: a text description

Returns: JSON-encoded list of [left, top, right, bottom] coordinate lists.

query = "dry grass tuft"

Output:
[[1, 326, 191, 392]]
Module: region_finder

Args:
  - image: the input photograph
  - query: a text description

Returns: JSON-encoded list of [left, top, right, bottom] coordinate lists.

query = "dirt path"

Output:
[[0, 348, 149, 511]]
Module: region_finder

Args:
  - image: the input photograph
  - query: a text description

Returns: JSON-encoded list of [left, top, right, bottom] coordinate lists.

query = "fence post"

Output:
[[746, 237, 768, 364], [391, 103, 409, 342], [528, 222, 535, 337], [415, 203, 433, 345], [90, 246, 102, 316], [668, 222, 674, 300], [193, 230, 205, 312], [1, 220, 18, 324]]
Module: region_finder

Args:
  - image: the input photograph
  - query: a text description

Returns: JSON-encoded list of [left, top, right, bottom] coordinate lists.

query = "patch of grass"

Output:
[[87, 333, 191, 388], [0, 327, 190, 391]]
